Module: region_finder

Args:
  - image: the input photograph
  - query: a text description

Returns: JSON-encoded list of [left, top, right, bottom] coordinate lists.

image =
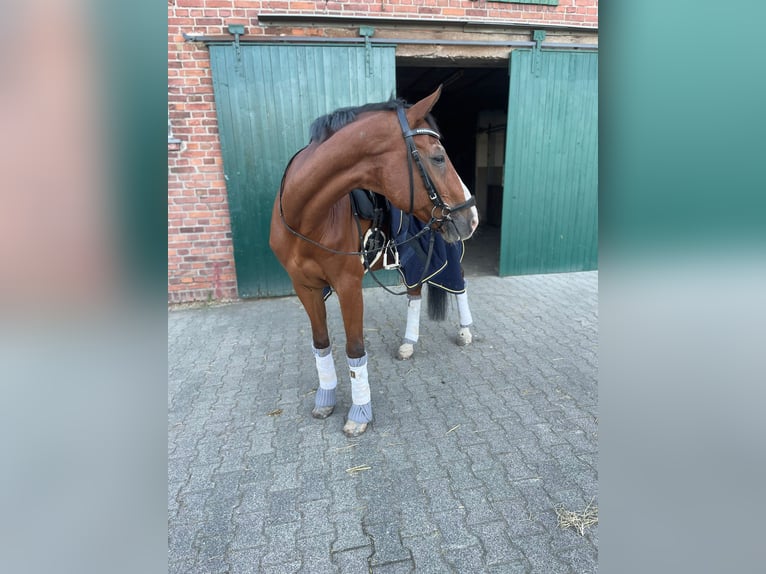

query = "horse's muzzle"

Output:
[[439, 208, 479, 243]]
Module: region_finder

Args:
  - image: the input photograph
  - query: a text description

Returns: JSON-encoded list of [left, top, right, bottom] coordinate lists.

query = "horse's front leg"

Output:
[[336, 279, 372, 437], [294, 285, 337, 419], [397, 285, 422, 360]]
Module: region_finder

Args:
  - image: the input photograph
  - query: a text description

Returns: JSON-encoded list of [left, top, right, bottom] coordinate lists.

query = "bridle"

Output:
[[395, 105, 476, 223], [278, 104, 476, 293]]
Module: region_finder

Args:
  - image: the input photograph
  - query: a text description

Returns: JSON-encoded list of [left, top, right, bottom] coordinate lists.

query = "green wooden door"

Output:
[[500, 49, 598, 275], [209, 44, 396, 297]]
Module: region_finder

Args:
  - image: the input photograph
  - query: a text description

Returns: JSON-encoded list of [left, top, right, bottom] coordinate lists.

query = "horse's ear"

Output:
[[406, 85, 442, 123]]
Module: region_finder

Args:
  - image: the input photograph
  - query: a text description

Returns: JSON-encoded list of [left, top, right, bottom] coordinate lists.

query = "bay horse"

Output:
[[269, 86, 479, 437]]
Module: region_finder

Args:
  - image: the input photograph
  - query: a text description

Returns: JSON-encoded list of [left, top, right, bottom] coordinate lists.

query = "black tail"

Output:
[[427, 284, 447, 321]]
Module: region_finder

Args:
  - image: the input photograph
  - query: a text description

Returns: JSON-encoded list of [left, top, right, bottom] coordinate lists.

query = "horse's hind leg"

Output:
[[456, 289, 473, 346], [397, 286, 422, 360], [294, 285, 337, 418]]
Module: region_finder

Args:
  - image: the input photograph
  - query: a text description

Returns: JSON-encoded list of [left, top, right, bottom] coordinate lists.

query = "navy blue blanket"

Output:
[[390, 207, 466, 293]]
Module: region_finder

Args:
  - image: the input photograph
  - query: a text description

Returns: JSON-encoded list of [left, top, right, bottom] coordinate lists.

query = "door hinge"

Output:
[[359, 26, 375, 78], [532, 29, 546, 77], [228, 24, 245, 63]]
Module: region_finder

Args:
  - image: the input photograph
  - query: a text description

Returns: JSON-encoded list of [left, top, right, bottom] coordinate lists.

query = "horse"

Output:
[[269, 86, 479, 437]]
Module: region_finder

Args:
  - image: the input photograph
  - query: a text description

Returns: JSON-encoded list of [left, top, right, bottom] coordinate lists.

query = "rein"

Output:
[[278, 104, 475, 292]]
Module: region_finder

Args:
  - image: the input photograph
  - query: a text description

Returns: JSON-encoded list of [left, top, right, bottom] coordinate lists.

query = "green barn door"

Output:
[[500, 50, 598, 275], [209, 44, 396, 297]]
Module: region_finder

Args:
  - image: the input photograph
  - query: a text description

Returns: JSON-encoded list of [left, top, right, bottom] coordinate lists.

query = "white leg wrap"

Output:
[[404, 296, 422, 343], [313, 346, 337, 390], [456, 291, 473, 327], [348, 354, 370, 406]]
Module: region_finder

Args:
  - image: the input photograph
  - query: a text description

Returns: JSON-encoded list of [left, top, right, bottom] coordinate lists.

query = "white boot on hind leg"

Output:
[[397, 296, 421, 360], [456, 291, 473, 347]]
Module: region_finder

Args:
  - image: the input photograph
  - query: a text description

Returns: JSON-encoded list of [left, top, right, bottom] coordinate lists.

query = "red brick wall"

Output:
[[167, 0, 598, 303]]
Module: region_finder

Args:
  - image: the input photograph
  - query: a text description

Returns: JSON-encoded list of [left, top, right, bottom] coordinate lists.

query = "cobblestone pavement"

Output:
[[168, 271, 598, 573]]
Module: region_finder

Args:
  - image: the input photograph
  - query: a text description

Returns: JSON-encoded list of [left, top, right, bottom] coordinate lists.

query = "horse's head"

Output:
[[392, 86, 479, 243]]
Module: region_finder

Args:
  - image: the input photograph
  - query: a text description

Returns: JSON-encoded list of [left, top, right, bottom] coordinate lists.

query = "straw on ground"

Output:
[[345, 464, 371, 476], [555, 499, 598, 536]]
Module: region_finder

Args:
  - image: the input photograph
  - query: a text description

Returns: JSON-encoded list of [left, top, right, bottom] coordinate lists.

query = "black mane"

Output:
[[308, 97, 440, 143]]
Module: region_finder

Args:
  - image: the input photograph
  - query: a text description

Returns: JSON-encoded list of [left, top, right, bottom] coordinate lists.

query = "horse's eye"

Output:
[[431, 155, 445, 165]]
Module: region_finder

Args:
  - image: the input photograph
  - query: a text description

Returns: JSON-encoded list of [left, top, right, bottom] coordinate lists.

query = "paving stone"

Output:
[[194, 554, 230, 574], [228, 546, 268, 574], [168, 558, 196, 574], [371, 559, 415, 573], [402, 532, 452, 574], [328, 473, 362, 512], [168, 455, 194, 488], [432, 508, 479, 550], [443, 544, 486, 572], [485, 560, 531, 573], [521, 535, 572, 574], [194, 437, 224, 467], [262, 521, 300, 563], [398, 498, 437, 539], [470, 520, 526, 566], [181, 464, 216, 495], [332, 546, 373, 573], [458, 488, 501, 525], [230, 506, 267, 545], [194, 533, 229, 561], [296, 534, 338, 574], [366, 521, 412, 566], [493, 499, 547, 538], [176, 490, 211, 525], [300, 471, 332, 500], [237, 480, 270, 514], [266, 488, 301, 524], [298, 499, 335, 538], [556, 543, 598, 574], [203, 492, 240, 530], [168, 522, 199, 563], [331, 509, 371, 553], [420, 477, 460, 513], [359, 481, 400, 525], [261, 558, 302, 573], [445, 458, 484, 492], [218, 447, 250, 473]]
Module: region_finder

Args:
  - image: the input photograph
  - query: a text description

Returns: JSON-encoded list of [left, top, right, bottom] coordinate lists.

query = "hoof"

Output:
[[457, 327, 472, 346], [311, 405, 335, 419], [397, 342, 414, 360], [343, 419, 368, 437]]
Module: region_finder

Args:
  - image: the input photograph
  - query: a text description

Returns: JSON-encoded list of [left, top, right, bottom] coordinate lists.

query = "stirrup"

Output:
[[383, 241, 400, 270]]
